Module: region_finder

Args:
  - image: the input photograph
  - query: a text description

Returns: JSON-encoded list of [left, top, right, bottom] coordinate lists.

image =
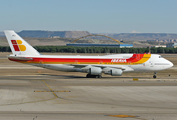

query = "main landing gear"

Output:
[[153, 72, 157, 79], [86, 74, 102, 78]]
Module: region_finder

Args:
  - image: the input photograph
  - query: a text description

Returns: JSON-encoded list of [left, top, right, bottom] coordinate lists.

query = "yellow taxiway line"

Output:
[[42, 80, 58, 98], [34, 91, 70, 92]]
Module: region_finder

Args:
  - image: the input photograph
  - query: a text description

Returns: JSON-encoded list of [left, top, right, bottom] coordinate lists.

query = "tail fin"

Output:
[[4, 30, 40, 56]]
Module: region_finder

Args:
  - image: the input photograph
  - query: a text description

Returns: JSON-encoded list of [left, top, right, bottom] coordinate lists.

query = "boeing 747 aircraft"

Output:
[[4, 30, 173, 78]]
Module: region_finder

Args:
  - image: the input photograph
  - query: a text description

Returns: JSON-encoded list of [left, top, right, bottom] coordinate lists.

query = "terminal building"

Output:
[[66, 43, 133, 48]]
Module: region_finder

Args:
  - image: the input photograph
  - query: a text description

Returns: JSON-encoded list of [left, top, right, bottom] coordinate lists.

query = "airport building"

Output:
[[66, 43, 133, 48], [166, 43, 177, 48], [154, 45, 166, 48]]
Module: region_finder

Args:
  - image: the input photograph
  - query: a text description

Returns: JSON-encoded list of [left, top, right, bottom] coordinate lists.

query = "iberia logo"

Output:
[[11, 40, 26, 51]]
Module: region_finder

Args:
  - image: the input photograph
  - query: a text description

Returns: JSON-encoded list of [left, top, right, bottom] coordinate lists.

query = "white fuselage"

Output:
[[9, 54, 173, 73]]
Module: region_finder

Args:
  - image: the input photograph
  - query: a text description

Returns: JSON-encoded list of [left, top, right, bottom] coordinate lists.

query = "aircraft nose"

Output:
[[169, 61, 174, 68]]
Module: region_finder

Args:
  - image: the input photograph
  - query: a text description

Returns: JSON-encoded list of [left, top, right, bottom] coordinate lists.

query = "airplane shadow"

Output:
[[40, 74, 85, 78], [39, 74, 151, 79]]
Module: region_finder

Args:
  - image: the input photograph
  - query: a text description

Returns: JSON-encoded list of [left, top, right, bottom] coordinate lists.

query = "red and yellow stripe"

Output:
[[9, 54, 151, 65]]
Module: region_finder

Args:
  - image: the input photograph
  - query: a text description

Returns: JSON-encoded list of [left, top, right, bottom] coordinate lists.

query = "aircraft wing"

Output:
[[70, 64, 126, 70]]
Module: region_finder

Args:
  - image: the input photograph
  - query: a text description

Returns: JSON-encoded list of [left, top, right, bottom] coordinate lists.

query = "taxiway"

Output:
[[0, 75, 177, 120]]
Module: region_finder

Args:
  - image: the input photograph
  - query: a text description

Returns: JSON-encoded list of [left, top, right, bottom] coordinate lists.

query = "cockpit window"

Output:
[[159, 56, 163, 58]]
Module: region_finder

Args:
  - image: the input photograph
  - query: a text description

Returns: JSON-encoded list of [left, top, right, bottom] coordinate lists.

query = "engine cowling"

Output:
[[110, 69, 123, 76], [103, 68, 123, 76], [82, 67, 102, 75]]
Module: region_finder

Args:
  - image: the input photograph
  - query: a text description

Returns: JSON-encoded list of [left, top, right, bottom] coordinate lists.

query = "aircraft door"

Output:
[[150, 61, 154, 67]]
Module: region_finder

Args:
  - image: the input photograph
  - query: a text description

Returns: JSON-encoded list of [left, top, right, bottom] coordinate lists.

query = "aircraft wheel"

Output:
[[95, 75, 99, 78], [95, 75, 102, 78], [153, 75, 156, 79], [86, 74, 91, 78], [153, 72, 157, 79], [86, 74, 102, 78]]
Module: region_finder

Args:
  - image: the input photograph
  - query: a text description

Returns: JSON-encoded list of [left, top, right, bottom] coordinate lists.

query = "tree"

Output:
[[121, 48, 126, 53], [50, 46, 56, 53], [151, 47, 157, 53], [126, 48, 129, 53], [116, 48, 121, 53], [84, 48, 87, 53], [157, 47, 163, 53], [74, 48, 77, 53]]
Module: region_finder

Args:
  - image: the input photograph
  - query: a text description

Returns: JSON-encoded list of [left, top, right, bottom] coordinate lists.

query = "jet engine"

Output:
[[103, 68, 123, 76], [82, 67, 102, 75]]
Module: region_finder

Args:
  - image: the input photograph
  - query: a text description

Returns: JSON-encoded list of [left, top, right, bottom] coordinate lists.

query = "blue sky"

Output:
[[0, 0, 177, 33]]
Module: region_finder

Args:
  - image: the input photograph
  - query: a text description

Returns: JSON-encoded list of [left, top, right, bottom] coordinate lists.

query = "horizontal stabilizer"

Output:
[[8, 56, 33, 61]]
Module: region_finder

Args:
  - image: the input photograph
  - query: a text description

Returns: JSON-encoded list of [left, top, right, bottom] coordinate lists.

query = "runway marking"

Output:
[[31, 80, 56, 81], [42, 80, 58, 98], [0, 97, 56, 106], [108, 115, 136, 118], [108, 115, 147, 120], [133, 78, 139, 81], [34, 91, 70, 92]]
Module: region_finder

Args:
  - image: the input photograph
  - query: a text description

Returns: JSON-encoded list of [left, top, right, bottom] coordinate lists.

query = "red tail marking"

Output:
[[11, 40, 17, 44], [11, 40, 20, 51]]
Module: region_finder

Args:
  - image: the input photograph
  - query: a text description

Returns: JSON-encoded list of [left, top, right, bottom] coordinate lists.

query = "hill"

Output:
[[18, 30, 91, 38], [105, 33, 177, 41], [1, 30, 177, 41]]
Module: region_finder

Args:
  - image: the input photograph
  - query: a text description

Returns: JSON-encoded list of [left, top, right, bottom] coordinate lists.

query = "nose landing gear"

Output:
[[153, 72, 157, 79]]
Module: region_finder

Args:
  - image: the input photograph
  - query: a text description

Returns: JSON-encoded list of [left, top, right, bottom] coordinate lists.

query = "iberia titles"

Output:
[[111, 59, 127, 63]]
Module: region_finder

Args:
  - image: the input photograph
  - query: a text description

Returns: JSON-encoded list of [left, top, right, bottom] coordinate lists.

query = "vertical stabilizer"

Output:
[[4, 30, 40, 56]]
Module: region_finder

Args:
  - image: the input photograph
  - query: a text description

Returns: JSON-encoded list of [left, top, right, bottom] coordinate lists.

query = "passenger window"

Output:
[[159, 56, 163, 58]]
